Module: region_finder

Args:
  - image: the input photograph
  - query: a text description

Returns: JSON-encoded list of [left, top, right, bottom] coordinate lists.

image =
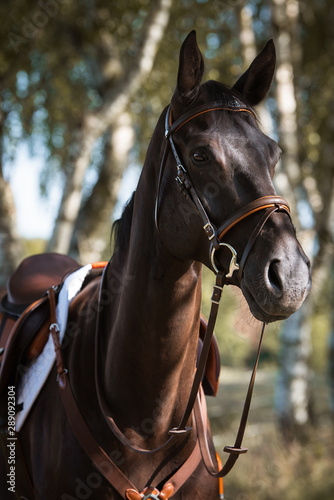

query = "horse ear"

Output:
[[232, 40, 276, 105], [172, 30, 204, 106]]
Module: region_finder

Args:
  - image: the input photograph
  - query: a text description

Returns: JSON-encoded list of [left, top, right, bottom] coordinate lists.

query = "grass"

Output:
[[206, 368, 334, 500]]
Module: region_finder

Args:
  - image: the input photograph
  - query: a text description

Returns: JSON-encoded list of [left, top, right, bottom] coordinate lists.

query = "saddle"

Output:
[[0, 253, 81, 400]]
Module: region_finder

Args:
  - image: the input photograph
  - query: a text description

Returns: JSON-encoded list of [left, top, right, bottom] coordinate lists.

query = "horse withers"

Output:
[[0, 31, 310, 499]]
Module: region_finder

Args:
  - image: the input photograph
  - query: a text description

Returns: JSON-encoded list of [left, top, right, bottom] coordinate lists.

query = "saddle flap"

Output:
[[0, 297, 51, 396]]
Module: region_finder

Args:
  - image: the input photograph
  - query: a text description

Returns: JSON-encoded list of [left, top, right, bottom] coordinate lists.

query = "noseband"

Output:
[[155, 101, 290, 282]]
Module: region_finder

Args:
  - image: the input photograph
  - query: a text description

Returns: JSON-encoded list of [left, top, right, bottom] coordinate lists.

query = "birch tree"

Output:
[[47, 0, 172, 255], [0, 105, 22, 287], [329, 261, 334, 419], [69, 112, 135, 262], [271, 0, 314, 438]]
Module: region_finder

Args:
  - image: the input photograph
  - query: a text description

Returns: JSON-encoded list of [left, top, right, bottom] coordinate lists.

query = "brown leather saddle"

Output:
[[0, 253, 81, 401]]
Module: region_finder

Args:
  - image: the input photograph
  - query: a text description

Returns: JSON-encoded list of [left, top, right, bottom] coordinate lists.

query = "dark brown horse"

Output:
[[0, 31, 310, 499]]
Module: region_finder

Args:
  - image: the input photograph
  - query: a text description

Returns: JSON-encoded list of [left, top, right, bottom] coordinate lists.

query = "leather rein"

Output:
[[49, 100, 291, 500]]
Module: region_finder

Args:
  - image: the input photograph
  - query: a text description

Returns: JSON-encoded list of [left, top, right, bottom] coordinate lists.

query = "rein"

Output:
[[49, 100, 292, 499]]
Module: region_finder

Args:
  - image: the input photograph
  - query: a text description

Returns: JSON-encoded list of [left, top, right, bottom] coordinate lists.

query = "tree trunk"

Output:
[[0, 104, 22, 288], [0, 176, 22, 288], [272, 0, 314, 436], [237, 5, 275, 137], [329, 259, 334, 419], [272, 0, 302, 221], [47, 0, 172, 255], [274, 306, 313, 439], [69, 112, 135, 263]]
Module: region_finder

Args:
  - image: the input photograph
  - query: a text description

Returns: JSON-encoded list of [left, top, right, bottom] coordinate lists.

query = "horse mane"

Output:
[[111, 191, 135, 259]]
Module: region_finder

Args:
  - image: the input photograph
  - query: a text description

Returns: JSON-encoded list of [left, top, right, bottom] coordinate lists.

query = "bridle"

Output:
[[155, 101, 291, 281], [49, 100, 293, 500]]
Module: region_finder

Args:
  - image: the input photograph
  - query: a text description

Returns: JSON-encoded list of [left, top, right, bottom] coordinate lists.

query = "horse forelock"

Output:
[[201, 80, 257, 117]]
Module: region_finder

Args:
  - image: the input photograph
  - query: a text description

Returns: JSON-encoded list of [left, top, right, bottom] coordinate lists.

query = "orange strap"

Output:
[[91, 261, 108, 269], [216, 453, 224, 498]]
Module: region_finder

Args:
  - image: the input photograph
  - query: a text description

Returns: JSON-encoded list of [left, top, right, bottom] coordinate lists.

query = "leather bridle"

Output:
[[155, 101, 291, 281], [49, 101, 293, 500]]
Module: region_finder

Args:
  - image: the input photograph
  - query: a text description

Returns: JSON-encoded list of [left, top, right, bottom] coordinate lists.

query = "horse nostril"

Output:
[[267, 260, 283, 295]]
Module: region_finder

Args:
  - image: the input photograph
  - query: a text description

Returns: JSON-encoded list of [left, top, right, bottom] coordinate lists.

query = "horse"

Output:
[[0, 31, 311, 499]]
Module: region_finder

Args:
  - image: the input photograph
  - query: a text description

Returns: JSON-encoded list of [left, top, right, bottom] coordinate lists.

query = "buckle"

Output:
[[211, 284, 223, 305], [126, 483, 174, 500], [176, 165, 186, 184], [56, 368, 68, 382], [168, 426, 192, 436], [203, 222, 215, 241], [49, 322, 60, 333]]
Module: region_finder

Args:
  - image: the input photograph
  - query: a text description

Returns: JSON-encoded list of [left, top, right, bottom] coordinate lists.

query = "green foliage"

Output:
[[21, 237, 47, 256]]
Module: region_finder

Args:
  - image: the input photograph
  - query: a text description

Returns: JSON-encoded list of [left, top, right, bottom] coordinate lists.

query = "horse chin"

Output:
[[241, 281, 293, 324]]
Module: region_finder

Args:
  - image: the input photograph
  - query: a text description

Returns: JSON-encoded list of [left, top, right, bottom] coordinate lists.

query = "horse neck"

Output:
[[100, 165, 202, 436]]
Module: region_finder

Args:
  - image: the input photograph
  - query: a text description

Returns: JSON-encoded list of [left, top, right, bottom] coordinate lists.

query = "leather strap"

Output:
[[167, 101, 256, 135], [195, 323, 266, 478], [217, 195, 290, 241], [238, 204, 290, 281], [171, 271, 225, 434]]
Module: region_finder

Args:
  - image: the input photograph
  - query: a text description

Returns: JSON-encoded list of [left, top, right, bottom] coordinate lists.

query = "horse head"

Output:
[[155, 31, 311, 323]]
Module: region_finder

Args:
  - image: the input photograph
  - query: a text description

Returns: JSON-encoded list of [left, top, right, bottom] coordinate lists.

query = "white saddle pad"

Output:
[[15, 264, 94, 431]]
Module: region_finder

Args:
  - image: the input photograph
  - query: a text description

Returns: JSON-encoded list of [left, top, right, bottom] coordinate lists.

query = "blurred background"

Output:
[[0, 0, 333, 498]]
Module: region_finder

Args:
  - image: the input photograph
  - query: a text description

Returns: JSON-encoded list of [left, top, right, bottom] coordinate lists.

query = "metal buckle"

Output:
[[176, 164, 186, 183], [168, 426, 192, 436], [49, 322, 60, 333], [126, 484, 174, 500], [143, 493, 160, 500], [203, 222, 216, 241], [211, 284, 224, 305], [211, 243, 239, 277], [56, 369, 68, 382]]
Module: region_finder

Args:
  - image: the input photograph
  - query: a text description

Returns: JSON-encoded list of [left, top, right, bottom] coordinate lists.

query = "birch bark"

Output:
[[69, 112, 135, 263]]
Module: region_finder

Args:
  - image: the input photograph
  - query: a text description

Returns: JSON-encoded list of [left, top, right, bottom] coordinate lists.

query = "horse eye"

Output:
[[192, 151, 209, 163]]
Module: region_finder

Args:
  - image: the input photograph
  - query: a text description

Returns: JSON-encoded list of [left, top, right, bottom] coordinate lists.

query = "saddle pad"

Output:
[[15, 264, 94, 431]]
